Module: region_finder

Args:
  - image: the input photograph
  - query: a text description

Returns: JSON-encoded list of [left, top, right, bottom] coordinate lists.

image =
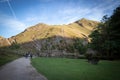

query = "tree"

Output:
[[89, 6, 120, 59], [73, 38, 87, 54], [108, 5, 120, 56]]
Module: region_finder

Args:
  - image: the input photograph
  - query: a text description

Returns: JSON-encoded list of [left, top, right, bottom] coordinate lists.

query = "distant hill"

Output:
[[0, 18, 99, 56], [0, 36, 11, 47]]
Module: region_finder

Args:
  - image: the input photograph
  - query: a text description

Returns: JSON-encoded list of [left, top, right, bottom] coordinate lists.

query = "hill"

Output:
[[0, 36, 11, 47], [0, 18, 99, 57]]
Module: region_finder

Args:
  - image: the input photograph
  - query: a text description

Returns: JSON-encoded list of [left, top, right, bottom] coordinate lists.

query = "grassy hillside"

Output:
[[11, 18, 99, 44], [31, 57, 120, 80], [10, 19, 98, 53], [0, 18, 99, 57]]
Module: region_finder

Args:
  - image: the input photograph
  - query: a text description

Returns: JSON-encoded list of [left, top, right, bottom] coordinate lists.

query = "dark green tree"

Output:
[[73, 38, 87, 54], [108, 6, 120, 56], [89, 6, 120, 59]]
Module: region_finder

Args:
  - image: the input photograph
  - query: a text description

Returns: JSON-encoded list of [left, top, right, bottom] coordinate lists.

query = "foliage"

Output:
[[9, 42, 20, 49], [89, 6, 120, 58], [89, 30, 102, 51], [66, 44, 75, 53], [73, 38, 87, 54]]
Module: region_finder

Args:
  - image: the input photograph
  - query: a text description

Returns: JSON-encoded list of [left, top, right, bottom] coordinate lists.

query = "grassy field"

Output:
[[31, 57, 120, 80]]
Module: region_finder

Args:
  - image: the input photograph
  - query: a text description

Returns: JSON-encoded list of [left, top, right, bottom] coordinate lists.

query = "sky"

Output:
[[0, 0, 120, 38]]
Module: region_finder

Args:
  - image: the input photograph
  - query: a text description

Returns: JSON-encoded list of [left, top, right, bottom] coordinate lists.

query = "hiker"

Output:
[[25, 53, 28, 58], [30, 53, 33, 59]]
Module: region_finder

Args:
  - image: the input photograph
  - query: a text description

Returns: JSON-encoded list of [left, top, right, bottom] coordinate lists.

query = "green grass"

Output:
[[0, 49, 20, 66], [31, 57, 120, 80]]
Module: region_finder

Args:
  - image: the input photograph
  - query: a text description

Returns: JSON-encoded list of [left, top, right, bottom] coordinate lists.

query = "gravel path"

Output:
[[0, 57, 47, 80]]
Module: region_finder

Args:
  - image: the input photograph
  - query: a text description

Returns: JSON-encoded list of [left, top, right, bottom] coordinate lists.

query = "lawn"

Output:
[[31, 57, 120, 80]]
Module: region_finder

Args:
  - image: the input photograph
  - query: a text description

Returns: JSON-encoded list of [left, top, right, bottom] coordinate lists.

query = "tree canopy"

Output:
[[89, 6, 120, 59]]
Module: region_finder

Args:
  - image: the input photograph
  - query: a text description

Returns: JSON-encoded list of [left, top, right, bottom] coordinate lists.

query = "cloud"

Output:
[[5, 19, 26, 31], [19, 0, 120, 25], [0, 13, 26, 31], [25, 16, 38, 22], [6, 0, 17, 19], [58, 0, 120, 22], [0, 0, 9, 2], [0, 0, 16, 19], [23, 12, 50, 25], [59, 7, 90, 15]]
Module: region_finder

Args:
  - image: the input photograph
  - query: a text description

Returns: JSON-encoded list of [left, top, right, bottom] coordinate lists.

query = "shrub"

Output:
[[9, 42, 20, 49], [73, 38, 87, 54], [85, 53, 100, 65]]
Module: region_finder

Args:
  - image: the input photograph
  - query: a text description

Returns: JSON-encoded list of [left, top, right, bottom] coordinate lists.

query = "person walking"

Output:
[[30, 53, 33, 59], [25, 53, 28, 58]]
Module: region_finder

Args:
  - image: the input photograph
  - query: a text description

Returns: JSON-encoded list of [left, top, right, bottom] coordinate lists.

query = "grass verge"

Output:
[[0, 49, 20, 66], [31, 57, 120, 80]]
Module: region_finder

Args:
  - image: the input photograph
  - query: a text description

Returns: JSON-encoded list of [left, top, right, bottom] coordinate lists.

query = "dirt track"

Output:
[[0, 57, 47, 80]]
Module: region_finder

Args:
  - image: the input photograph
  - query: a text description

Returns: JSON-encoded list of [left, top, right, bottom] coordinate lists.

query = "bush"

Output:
[[85, 53, 100, 65], [9, 42, 20, 49], [66, 44, 75, 53], [73, 38, 87, 54]]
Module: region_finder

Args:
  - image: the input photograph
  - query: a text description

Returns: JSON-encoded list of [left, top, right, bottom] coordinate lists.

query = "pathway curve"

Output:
[[0, 57, 47, 80]]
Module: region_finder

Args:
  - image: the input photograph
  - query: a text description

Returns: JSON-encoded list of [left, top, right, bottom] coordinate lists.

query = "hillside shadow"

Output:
[[0, 35, 88, 58]]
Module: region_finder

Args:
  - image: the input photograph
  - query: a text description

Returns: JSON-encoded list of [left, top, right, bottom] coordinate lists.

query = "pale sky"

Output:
[[0, 0, 120, 38]]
